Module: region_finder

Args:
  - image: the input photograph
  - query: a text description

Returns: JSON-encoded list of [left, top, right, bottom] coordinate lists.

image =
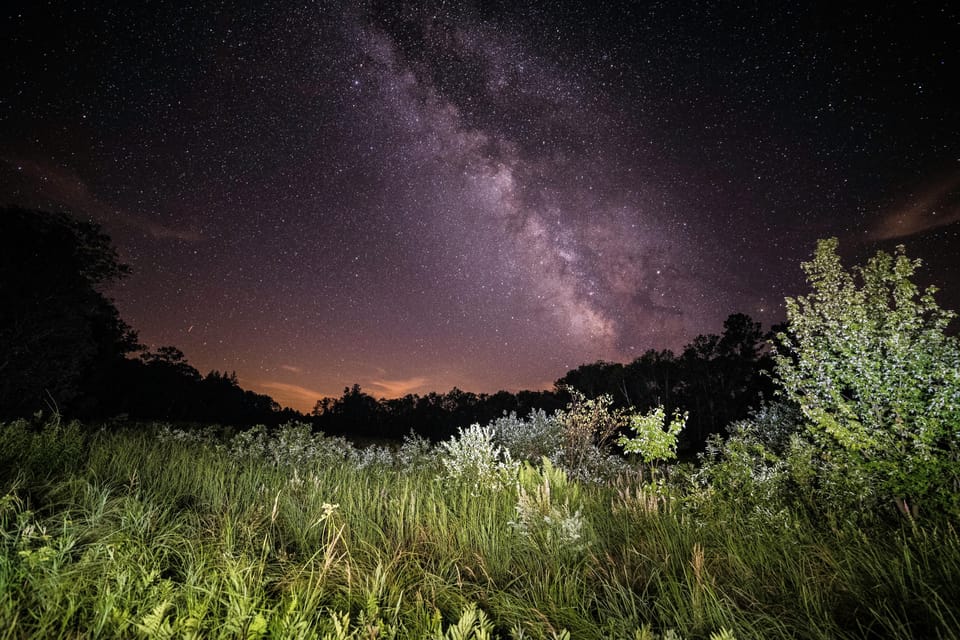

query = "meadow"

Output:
[[1, 414, 957, 640]]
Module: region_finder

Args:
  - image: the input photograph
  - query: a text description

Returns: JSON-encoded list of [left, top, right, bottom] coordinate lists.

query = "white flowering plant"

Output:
[[438, 424, 515, 493]]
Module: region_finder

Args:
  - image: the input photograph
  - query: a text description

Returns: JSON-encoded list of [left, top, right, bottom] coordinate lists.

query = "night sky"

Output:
[[3, 2, 958, 412]]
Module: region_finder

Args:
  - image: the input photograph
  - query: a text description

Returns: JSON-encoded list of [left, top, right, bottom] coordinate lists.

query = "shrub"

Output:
[[348, 444, 395, 470], [540, 390, 631, 482], [196, 421, 358, 469], [775, 238, 960, 516], [481, 404, 630, 484], [694, 430, 792, 525], [395, 430, 437, 470], [693, 401, 884, 526], [617, 405, 687, 467], [438, 424, 515, 492], [556, 390, 626, 469], [490, 409, 563, 463]]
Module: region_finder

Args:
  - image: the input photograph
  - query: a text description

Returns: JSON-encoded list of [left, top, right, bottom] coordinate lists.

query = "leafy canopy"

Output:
[[0, 207, 139, 416], [775, 238, 960, 512], [617, 406, 687, 464]]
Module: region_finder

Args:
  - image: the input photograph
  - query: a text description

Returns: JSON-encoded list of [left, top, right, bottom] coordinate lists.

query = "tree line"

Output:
[[1, 207, 775, 451], [311, 311, 776, 451], [0, 207, 295, 426]]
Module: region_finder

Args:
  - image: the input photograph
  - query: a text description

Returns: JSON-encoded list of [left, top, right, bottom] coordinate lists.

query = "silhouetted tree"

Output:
[[312, 384, 383, 437], [554, 314, 775, 453], [0, 207, 139, 417], [556, 361, 624, 399], [674, 314, 773, 446], [0, 208, 296, 425], [142, 346, 201, 380], [114, 352, 287, 425], [308, 385, 566, 442], [623, 349, 678, 409]]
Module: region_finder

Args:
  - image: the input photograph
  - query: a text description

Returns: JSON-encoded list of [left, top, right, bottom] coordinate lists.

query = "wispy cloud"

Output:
[[870, 171, 960, 241], [279, 364, 303, 373], [367, 376, 430, 397], [257, 381, 327, 411], [1, 155, 201, 242]]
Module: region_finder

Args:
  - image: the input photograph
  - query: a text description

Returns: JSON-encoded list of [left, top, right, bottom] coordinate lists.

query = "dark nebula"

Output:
[[3, 2, 958, 410]]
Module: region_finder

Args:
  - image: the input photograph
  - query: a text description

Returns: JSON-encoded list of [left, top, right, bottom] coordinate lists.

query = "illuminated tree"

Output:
[[617, 405, 687, 465], [775, 238, 960, 515]]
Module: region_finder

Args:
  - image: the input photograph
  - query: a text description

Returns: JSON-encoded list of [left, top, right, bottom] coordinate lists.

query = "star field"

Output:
[[2, 2, 958, 411]]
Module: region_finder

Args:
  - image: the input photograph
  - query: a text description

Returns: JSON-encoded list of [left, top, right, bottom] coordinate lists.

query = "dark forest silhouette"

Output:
[[0, 207, 294, 426], [2, 207, 139, 417], [1, 207, 776, 450], [311, 312, 776, 449]]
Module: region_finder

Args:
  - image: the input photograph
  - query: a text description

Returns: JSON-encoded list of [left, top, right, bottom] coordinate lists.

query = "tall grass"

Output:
[[1, 418, 957, 638]]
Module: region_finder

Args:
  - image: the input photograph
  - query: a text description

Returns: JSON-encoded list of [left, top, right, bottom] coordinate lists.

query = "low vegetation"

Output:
[[2, 238, 958, 639], [1, 404, 957, 639]]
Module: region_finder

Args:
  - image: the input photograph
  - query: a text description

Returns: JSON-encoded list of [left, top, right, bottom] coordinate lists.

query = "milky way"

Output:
[[350, 17, 705, 355], [2, 2, 958, 410]]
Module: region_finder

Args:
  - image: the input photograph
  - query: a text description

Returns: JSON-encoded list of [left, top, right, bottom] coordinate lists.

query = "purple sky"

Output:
[[3, 2, 958, 411]]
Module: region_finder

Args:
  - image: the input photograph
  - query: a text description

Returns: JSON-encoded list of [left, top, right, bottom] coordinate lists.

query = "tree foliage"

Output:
[[0, 208, 294, 424], [775, 238, 960, 514], [0, 207, 139, 416], [617, 405, 687, 465], [556, 313, 774, 452]]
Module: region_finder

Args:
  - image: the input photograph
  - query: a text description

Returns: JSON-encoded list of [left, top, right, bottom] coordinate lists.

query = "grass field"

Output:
[[1, 417, 958, 639]]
